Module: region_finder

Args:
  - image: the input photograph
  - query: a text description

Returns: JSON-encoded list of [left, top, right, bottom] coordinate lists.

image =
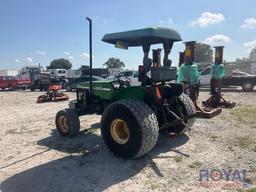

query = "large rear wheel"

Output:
[[101, 99, 159, 159]]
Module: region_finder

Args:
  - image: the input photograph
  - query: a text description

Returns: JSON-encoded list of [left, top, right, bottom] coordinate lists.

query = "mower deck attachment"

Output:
[[37, 84, 69, 103]]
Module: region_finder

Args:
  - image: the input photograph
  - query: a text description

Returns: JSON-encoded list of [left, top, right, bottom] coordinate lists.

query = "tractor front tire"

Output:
[[101, 99, 159, 159], [55, 109, 80, 137]]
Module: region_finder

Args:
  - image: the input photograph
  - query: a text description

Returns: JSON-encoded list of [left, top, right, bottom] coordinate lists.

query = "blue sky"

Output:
[[1, 0, 256, 70]]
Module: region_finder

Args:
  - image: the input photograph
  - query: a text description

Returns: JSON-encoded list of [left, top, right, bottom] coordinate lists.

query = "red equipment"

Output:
[[37, 84, 69, 103]]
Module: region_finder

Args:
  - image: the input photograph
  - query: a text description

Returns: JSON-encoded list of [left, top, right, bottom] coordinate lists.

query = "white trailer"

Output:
[[47, 69, 67, 77]]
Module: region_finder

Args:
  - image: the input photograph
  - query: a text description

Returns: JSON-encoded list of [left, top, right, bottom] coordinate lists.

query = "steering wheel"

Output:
[[112, 76, 131, 88], [118, 76, 131, 87]]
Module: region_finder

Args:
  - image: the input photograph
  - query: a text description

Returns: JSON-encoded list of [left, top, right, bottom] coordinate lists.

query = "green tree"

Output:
[[103, 57, 125, 69], [194, 43, 213, 63], [47, 58, 72, 70]]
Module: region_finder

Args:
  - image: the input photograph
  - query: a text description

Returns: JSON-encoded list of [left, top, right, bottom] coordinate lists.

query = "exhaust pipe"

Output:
[[86, 17, 93, 93], [184, 41, 196, 65], [214, 46, 224, 64], [178, 51, 185, 67]]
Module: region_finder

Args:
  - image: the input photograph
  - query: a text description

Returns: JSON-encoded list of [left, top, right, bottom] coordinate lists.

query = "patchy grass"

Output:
[[174, 156, 182, 162], [188, 161, 202, 169], [253, 145, 256, 153], [230, 106, 256, 128], [239, 188, 256, 192], [245, 177, 254, 185], [233, 136, 256, 151], [228, 146, 235, 152], [210, 135, 218, 141]]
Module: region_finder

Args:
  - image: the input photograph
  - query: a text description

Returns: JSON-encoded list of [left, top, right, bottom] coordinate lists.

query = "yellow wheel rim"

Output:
[[58, 115, 69, 133], [110, 119, 129, 144]]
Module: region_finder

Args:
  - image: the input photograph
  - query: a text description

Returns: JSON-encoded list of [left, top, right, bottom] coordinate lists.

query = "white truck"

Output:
[[199, 67, 256, 91]]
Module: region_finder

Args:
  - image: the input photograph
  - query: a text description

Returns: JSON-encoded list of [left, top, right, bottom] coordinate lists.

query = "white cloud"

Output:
[[190, 12, 225, 27], [64, 52, 74, 60], [68, 56, 74, 60], [203, 34, 230, 45], [26, 57, 33, 63], [95, 16, 110, 24], [64, 51, 71, 56], [15, 59, 20, 63], [241, 18, 256, 29], [159, 18, 173, 25], [80, 52, 95, 60], [244, 40, 256, 49], [35, 50, 47, 55]]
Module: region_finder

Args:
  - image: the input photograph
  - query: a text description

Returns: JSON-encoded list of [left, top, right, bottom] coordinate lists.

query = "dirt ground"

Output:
[[0, 88, 256, 192]]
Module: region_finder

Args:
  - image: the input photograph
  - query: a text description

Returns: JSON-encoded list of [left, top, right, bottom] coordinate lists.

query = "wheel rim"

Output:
[[244, 82, 252, 90], [58, 115, 69, 133], [110, 119, 129, 144]]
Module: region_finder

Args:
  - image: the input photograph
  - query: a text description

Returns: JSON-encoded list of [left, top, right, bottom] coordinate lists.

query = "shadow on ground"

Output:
[[1, 123, 189, 192], [199, 86, 256, 93]]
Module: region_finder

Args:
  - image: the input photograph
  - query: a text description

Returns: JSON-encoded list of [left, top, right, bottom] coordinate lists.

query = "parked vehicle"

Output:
[[81, 66, 109, 77], [106, 70, 140, 86], [48, 69, 67, 78], [67, 69, 82, 78], [64, 75, 104, 91], [18, 66, 50, 91], [16, 79, 32, 90], [199, 67, 256, 91], [0, 76, 18, 90]]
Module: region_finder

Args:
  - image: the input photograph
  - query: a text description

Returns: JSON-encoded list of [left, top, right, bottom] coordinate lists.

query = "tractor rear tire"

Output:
[[101, 99, 159, 159], [55, 109, 80, 137], [169, 93, 196, 135]]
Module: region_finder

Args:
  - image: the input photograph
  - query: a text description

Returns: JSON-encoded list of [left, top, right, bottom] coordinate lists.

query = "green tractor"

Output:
[[55, 18, 197, 159]]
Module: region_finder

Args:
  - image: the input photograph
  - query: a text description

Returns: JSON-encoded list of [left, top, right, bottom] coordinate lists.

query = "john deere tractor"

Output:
[[55, 18, 196, 159]]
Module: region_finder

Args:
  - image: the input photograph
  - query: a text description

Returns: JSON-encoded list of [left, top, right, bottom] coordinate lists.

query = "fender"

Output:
[[112, 86, 145, 102]]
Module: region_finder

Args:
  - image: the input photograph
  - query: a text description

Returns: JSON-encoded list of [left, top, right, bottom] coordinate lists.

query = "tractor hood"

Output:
[[102, 27, 182, 48]]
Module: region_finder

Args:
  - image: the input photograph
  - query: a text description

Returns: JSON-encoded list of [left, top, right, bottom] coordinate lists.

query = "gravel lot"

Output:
[[0, 88, 256, 192]]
